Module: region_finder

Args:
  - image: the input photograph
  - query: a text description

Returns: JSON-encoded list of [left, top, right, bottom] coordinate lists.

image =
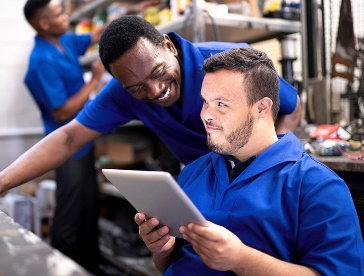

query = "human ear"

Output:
[[163, 34, 178, 56], [39, 18, 50, 31], [257, 97, 273, 116]]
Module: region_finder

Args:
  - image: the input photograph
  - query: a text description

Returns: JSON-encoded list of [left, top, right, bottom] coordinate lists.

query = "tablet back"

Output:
[[102, 169, 207, 238]]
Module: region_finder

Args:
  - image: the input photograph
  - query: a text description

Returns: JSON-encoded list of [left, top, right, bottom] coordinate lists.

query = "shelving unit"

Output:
[[158, 12, 302, 43], [69, 0, 114, 24]]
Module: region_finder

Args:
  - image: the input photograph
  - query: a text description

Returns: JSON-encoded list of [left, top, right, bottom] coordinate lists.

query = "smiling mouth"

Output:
[[157, 85, 171, 100]]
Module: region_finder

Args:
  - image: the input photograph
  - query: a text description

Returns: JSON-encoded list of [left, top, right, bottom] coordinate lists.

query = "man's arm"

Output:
[[0, 120, 101, 194], [52, 59, 105, 122]]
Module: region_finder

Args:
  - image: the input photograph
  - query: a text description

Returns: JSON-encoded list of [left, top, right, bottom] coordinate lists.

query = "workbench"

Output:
[[313, 153, 364, 173], [0, 211, 91, 276]]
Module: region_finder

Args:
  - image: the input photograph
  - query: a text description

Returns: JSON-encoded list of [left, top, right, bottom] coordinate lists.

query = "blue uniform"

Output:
[[23, 33, 99, 273], [24, 33, 93, 158], [76, 33, 298, 165], [165, 132, 364, 275]]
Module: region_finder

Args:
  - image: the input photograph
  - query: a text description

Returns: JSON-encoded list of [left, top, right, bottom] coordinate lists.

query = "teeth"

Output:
[[158, 87, 170, 100]]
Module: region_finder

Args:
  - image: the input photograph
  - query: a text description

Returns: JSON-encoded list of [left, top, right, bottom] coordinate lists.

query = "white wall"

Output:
[[0, 0, 42, 135], [0, 0, 43, 170]]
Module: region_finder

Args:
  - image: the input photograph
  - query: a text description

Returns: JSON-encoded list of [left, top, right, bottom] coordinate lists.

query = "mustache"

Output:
[[205, 120, 222, 129]]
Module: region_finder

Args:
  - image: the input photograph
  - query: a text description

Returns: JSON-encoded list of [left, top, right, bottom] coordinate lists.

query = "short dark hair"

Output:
[[202, 48, 280, 120], [99, 15, 165, 75], [24, 0, 50, 23]]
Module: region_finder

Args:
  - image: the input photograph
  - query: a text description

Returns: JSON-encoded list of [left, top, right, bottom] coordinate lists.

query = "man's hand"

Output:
[[135, 213, 175, 254], [179, 221, 245, 272]]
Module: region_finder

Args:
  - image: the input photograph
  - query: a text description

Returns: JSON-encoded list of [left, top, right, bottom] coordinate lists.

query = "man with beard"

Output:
[[135, 48, 364, 275]]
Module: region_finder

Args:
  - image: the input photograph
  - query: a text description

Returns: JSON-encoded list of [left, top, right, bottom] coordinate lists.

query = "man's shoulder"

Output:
[[28, 45, 54, 65], [167, 32, 250, 57], [194, 40, 251, 51]]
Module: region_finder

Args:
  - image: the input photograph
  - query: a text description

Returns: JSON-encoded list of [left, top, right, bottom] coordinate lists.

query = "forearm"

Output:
[[53, 78, 100, 122], [152, 249, 174, 273], [232, 245, 321, 276], [0, 128, 73, 193], [0, 120, 100, 194]]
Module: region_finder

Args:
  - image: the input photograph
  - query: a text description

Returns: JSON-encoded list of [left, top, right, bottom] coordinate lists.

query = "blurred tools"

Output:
[[331, 0, 357, 82]]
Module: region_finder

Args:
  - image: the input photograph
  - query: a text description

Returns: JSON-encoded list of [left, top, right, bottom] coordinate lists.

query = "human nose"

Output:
[[146, 80, 166, 99], [200, 103, 215, 123]]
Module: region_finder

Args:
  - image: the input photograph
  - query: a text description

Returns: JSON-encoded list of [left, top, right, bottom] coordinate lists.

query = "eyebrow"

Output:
[[200, 93, 231, 103], [123, 63, 164, 91]]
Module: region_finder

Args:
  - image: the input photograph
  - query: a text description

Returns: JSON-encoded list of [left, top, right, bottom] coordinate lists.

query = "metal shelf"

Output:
[[69, 0, 114, 24], [158, 13, 302, 43], [207, 12, 301, 43]]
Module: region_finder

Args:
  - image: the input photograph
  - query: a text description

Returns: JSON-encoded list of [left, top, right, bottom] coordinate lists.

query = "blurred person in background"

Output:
[[22, 0, 158, 273]]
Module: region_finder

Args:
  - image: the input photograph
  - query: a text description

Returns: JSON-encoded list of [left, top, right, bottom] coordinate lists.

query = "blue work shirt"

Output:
[[76, 33, 298, 164], [24, 33, 93, 159], [166, 131, 364, 275]]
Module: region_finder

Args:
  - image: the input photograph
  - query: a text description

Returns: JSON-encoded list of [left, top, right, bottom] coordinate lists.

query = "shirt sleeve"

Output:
[[277, 75, 298, 115], [65, 33, 92, 56], [26, 59, 68, 112], [76, 77, 137, 133], [297, 167, 364, 274]]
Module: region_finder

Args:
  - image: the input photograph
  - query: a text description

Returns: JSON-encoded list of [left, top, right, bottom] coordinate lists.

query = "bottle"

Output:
[[91, 9, 106, 51]]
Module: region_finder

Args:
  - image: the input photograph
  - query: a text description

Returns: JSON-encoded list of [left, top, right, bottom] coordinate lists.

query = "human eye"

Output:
[[128, 85, 143, 96], [217, 102, 226, 107], [152, 66, 166, 79]]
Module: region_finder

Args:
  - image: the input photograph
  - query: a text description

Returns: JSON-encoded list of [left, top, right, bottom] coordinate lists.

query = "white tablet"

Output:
[[102, 169, 208, 238]]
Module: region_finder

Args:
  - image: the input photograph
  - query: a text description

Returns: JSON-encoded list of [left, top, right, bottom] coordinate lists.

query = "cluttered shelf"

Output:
[[72, 0, 303, 66], [295, 123, 364, 174], [68, 0, 114, 23]]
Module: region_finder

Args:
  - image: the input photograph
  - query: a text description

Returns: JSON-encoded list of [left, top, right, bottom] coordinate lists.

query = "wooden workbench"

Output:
[[312, 154, 364, 173]]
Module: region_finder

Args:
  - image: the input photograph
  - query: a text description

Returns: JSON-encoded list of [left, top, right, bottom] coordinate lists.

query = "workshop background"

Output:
[[0, 0, 363, 275]]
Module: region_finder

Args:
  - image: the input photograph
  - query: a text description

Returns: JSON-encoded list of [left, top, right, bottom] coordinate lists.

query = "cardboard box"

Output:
[[95, 141, 134, 165]]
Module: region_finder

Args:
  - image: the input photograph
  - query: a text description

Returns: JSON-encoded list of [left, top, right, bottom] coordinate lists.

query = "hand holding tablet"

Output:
[[102, 169, 208, 238]]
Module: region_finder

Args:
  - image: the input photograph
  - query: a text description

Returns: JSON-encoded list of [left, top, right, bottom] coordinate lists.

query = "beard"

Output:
[[207, 111, 254, 155]]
